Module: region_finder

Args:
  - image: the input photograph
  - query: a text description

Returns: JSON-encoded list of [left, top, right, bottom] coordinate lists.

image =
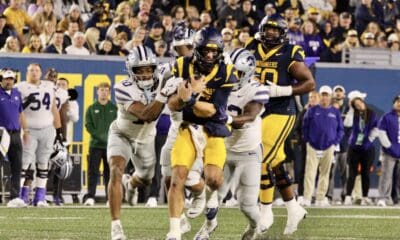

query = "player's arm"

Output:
[[19, 112, 29, 144], [59, 102, 69, 138], [127, 100, 165, 123], [288, 62, 316, 95], [231, 101, 263, 129], [52, 100, 61, 129]]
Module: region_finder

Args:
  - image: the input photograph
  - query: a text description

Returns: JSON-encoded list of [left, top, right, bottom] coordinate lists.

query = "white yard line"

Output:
[[274, 214, 400, 219], [17, 217, 84, 220]]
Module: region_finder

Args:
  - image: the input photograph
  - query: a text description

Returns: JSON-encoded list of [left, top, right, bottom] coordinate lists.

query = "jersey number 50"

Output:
[[29, 92, 51, 111], [259, 68, 278, 85]]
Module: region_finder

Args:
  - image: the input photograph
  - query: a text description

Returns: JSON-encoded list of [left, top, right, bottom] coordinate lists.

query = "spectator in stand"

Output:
[[287, 17, 305, 46], [200, 10, 213, 28], [43, 30, 66, 54], [376, 35, 388, 49], [57, 4, 85, 33], [355, 0, 384, 34], [113, 31, 129, 56], [320, 21, 335, 47], [181, 0, 217, 19], [343, 29, 360, 49], [0, 36, 20, 52], [186, 6, 200, 20], [27, 0, 44, 17], [328, 12, 339, 30], [84, 27, 100, 54], [125, 26, 146, 50], [294, 91, 320, 205], [65, 31, 90, 55], [0, 14, 13, 49], [218, 0, 246, 28], [188, 17, 201, 31], [376, 95, 400, 207], [162, 15, 174, 45], [106, 14, 131, 41], [39, 20, 55, 48], [361, 32, 376, 47], [3, 0, 40, 46], [365, 21, 384, 39], [302, 20, 325, 57], [394, 17, 400, 41], [263, 3, 277, 18], [388, 33, 400, 51], [332, 12, 353, 40], [238, 28, 250, 47], [83, 82, 117, 206], [343, 96, 378, 206], [171, 5, 186, 25], [32, 0, 56, 34], [320, 38, 344, 63], [85, 2, 112, 41], [221, 27, 234, 52], [224, 15, 239, 37], [115, 1, 133, 20], [22, 34, 42, 53], [241, 0, 259, 34], [97, 38, 117, 55], [63, 21, 79, 49], [143, 22, 164, 53], [53, 0, 90, 21], [301, 86, 344, 207], [383, 0, 399, 31], [138, 11, 151, 29], [305, 7, 321, 25]]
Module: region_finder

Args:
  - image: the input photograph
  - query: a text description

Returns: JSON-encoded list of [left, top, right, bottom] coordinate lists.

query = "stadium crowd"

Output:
[[0, 0, 399, 60], [1, 0, 400, 239]]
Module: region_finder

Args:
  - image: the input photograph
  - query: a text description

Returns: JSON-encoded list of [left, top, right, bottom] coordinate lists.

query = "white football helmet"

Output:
[[126, 45, 158, 90], [226, 48, 256, 89], [172, 22, 195, 47], [50, 142, 73, 180]]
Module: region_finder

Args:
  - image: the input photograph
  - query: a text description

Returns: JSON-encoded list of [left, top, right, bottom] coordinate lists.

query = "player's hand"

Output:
[[55, 128, 65, 146], [266, 80, 293, 97], [177, 82, 192, 102], [190, 75, 206, 94], [22, 93, 37, 109], [160, 77, 183, 97], [22, 131, 29, 145]]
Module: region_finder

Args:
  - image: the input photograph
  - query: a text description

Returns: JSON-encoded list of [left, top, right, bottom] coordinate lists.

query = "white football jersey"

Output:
[[16, 80, 56, 129], [113, 78, 157, 143], [54, 87, 69, 110], [225, 81, 270, 152]]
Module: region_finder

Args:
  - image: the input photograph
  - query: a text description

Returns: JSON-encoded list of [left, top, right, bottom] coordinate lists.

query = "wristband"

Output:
[[56, 128, 62, 135], [183, 95, 197, 108], [227, 115, 233, 124], [155, 93, 168, 104]]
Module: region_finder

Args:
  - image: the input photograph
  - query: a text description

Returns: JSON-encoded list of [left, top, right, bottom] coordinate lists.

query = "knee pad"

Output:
[[274, 164, 293, 190], [185, 170, 201, 187], [36, 168, 48, 179], [260, 164, 275, 190]]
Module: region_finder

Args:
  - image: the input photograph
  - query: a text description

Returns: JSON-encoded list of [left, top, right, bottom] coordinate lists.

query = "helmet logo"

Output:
[[246, 56, 255, 67]]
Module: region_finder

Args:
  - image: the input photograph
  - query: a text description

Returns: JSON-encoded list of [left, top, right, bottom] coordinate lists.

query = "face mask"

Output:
[[136, 79, 154, 90]]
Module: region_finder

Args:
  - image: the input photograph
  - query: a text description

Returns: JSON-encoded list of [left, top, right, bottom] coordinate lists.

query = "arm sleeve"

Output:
[[114, 83, 140, 111], [252, 84, 270, 105], [335, 110, 345, 145], [377, 116, 392, 148]]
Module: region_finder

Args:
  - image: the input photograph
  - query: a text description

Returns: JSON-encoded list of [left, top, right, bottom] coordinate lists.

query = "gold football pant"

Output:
[[260, 114, 296, 204]]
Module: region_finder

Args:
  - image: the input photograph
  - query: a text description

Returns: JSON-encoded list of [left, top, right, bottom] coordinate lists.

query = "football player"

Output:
[[16, 63, 63, 207], [108, 46, 174, 240], [245, 14, 315, 235], [165, 27, 237, 240], [159, 23, 207, 223], [194, 48, 270, 240]]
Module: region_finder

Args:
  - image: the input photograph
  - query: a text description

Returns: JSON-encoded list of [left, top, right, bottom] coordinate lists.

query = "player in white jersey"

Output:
[[194, 48, 270, 240], [108, 45, 176, 240], [16, 63, 62, 207], [159, 23, 207, 224]]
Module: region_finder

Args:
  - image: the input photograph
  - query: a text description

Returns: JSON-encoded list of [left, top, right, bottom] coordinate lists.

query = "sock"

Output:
[[205, 186, 218, 209], [20, 186, 30, 203], [35, 177, 47, 188], [260, 203, 272, 215], [169, 218, 181, 235], [284, 198, 298, 213], [112, 219, 121, 227], [33, 187, 46, 205]]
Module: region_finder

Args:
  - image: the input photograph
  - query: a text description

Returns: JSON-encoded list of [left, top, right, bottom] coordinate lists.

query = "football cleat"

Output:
[[187, 193, 206, 219], [7, 198, 27, 208], [284, 204, 307, 235], [111, 223, 127, 240], [122, 174, 138, 206], [259, 205, 273, 232], [193, 218, 218, 240]]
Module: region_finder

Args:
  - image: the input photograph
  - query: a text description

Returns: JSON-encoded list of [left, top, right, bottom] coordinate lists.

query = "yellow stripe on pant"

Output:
[[171, 127, 226, 170], [259, 114, 296, 204]]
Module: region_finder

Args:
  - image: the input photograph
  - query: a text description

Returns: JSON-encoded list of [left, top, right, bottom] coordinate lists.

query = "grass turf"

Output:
[[0, 206, 399, 239]]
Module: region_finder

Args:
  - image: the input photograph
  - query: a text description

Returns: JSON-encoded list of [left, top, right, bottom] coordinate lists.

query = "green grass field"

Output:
[[1, 206, 400, 240]]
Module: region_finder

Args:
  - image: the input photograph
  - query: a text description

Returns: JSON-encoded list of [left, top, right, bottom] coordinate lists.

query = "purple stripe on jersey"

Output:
[[115, 88, 131, 98], [253, 98, 269, 104], [256, 91, 269, 96], [116, 96, 131, 102]]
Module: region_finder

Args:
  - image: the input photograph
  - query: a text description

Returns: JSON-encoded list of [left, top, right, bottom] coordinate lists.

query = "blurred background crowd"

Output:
[[0, 0, 399, 62]]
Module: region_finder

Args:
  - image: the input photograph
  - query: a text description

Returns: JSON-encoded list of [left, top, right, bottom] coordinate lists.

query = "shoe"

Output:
[[297, 196, 304, 204], [36, 200, 49, 207], [165, 232, 181, 240], [180, 215, 191, 234], [377, 199, 386, 207], [84, 198, 95, 206], [300, 198, 311, 207], [273, 198, 285, 206], [225, 197, 238, 207], [284, 204, 307, 235], [361, 197, 373, 206], [344, 196, 352, 206], [53, 196, 63, 206], [7, 198, 27, 208], [315, 197, 331, 207], [259, 204, 273, 232], [146, 197, 158, 208], [122, 174, 138, 206], [111, 223, 127, 240], [241, 225, 257, 240], [106, 201, 109, 207], [193, 218, 218, 240], [187, 193, 206, 219]]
